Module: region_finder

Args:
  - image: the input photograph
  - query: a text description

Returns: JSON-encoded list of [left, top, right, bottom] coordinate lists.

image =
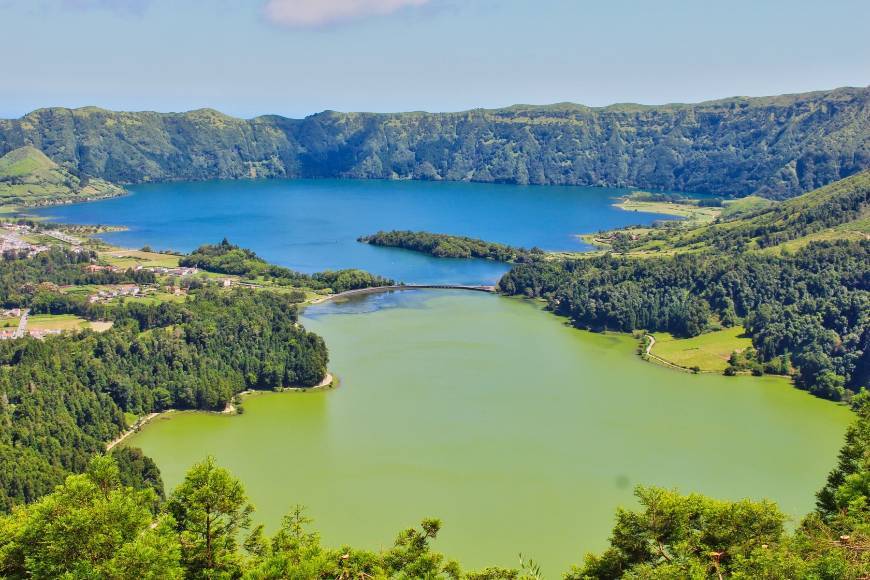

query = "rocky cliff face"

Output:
[[1, 87, 867, 198]]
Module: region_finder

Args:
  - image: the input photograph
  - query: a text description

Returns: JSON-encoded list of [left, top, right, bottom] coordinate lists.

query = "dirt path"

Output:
[[643, 334, 695, 373], [106, 412, 161, 451]]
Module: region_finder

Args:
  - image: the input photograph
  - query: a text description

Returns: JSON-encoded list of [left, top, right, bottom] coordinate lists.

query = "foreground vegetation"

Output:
[[1, 396, 868, 578], [2, 87, 866, 199], [359, 230, 542, 262]]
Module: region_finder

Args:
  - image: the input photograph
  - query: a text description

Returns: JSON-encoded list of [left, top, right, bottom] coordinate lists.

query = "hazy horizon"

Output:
[[3, 84, 866, 121], [1, 0, 868, 119]]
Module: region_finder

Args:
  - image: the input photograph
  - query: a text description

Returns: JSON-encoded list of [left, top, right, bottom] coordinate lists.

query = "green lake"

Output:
[[127, 290, 852, 574]]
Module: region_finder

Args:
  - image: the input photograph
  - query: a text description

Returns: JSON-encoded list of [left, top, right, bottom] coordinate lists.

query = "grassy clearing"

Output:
[[762, 213, 870, 255], [132, 292, 187, 305], [59, 284, 101, 297], [0, 317, 20, 329], [123, 412, 140, 428], [720, 195, 774, 219], [99, 248, 181, 268], [90, 321, 114, 332], [27, 314, 90, 332], [650, 326, 752, 372], [615, 198, 722, 224]]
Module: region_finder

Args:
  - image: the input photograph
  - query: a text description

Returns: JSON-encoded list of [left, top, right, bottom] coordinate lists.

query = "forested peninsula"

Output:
[[359, 231, 541, 262], [180, 239, 394, 291], [1, 86, 867, 199]]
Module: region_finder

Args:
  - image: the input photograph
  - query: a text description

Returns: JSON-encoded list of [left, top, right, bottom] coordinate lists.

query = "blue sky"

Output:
[[1, 0, 867, 119]]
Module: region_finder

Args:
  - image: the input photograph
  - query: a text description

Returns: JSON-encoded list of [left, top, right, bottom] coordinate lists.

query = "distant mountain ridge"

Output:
[[0, 86, 867, 198]]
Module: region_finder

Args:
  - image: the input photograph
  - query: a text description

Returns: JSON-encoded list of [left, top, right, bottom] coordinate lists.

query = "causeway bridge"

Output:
[[314, 284, 497, 303]]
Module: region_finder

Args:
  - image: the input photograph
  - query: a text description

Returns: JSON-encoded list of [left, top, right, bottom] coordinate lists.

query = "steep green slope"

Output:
[[601, 169, 870, 255], [0, 146, 124, 206], [1, 87, 867, 198]]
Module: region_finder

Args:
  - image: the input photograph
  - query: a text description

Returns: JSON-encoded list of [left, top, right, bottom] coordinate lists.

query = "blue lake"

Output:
[[34, 179, 675, 284]]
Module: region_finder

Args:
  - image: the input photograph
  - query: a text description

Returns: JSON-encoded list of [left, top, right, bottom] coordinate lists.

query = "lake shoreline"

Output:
[[108, 371, 337, 450]]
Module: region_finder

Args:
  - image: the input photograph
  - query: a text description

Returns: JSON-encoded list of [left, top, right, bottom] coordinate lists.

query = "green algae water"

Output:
[[127, 290, 851, 574]]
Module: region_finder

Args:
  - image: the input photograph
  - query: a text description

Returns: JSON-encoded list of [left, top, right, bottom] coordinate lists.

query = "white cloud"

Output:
[[263, 0, 431, 28]]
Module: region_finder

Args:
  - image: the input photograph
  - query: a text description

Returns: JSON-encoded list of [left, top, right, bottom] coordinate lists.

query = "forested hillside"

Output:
[[499, 173, 870, 402], [1, 87, 866, 198], [0, 249, 329, 513]]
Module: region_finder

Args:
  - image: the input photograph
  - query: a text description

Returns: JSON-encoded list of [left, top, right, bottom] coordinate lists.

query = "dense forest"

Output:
[[2, 398, 869, 578], [1, 87, 867, 198], [180, 239, 393, 292], [359, 230, 542, 262], [0, 247, 329, 513]]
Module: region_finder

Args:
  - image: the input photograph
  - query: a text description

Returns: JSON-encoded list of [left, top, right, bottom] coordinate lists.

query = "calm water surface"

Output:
[[34, 179, 675, 285], [128, 292, 851, 574]]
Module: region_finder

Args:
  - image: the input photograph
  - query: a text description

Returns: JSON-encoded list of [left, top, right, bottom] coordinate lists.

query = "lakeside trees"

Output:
[[180, 239, 393, 292], [499, 240, 869, 401], [0, 283, 328, 513]]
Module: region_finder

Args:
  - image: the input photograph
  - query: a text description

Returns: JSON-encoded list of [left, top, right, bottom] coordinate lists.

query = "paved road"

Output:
[[644, 333, 694, 373]]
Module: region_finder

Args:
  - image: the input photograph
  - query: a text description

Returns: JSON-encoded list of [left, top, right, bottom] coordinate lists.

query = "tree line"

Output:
[[359, 230, 543, 263], [180, 239, 393, 292]]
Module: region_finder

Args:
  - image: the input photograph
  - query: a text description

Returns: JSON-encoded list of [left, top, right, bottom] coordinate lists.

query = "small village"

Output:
[[0, 223, 241, 340], [0, 223, 52, 256]]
